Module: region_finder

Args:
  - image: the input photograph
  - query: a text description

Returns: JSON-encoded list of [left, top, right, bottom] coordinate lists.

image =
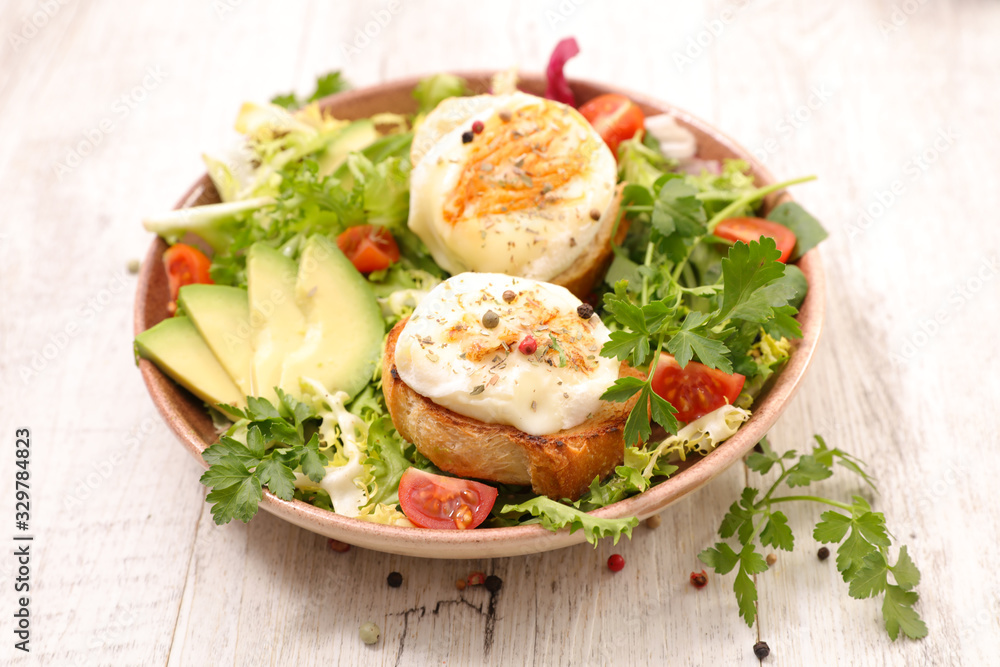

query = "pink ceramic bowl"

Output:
[[134, 73, 825, 558]]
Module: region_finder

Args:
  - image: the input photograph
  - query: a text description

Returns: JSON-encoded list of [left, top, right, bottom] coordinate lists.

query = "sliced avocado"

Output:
[[317, 120, 379, 177], [135, 317, 244, 409], [178, 284, 253, 397], [246, 243, 305, 403], [279, 235, 384, 399]]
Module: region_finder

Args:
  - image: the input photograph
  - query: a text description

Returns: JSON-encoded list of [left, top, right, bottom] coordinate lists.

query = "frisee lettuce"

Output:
[[500, 497, 638, 546], [271, 71, 350, 110]]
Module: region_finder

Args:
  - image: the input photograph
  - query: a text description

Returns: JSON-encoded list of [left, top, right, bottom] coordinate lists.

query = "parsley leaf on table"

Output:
[[698, 435, 928, 641]]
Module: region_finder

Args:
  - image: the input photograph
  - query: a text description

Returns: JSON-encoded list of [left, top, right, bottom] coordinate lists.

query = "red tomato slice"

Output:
[[578, 93, 645, 159], [336, 224, 401, 273], [714, 217, 797, 263], [163, 243, 213, 315], [397, 468, 498, 530], [651, 353, 746, 424]]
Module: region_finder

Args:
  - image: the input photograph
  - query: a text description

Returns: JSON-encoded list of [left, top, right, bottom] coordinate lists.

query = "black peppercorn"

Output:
[[484, 575, 503, 593], [462, 131, 474, 144], [576, 303, 595, 320], [387, 571, 403, 588], [753, 641, 770, 659], [818, 546, 830, 560]]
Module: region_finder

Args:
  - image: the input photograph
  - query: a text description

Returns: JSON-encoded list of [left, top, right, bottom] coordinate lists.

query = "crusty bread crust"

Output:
[[550, 184, 628, 300], [382, 317, 644, 501]]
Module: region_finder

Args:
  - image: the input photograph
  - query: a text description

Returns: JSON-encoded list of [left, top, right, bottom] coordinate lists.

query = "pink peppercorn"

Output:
[[607, 554, 625, 572], [518, 335, 538, 355]]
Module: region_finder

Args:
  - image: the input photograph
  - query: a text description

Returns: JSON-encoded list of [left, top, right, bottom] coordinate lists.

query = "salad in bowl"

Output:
[[134, 39, 827, 556]]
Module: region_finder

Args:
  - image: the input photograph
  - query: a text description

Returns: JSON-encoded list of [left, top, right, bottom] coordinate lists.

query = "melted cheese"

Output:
[[394, 273, 620, 436], [407, 92, 617, 281]]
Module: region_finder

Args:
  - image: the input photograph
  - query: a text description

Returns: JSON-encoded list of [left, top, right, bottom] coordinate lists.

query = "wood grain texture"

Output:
[[1, 0, 998, 665]]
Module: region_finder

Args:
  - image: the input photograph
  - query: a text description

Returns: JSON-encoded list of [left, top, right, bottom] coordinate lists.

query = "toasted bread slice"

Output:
[[550, 184, 628, 300], [382, 318, 644, 501]]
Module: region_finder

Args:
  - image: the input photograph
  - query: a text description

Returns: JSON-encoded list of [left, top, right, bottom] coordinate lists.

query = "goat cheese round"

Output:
[[393, 273, 620, 436]]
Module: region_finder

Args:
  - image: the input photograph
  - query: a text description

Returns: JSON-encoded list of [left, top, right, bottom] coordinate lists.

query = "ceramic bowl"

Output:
[[134, 73, 825, 558]]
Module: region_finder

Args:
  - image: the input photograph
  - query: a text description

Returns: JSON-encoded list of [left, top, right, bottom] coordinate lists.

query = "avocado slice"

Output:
[[317, 119, 379, 177], [178, 284, 253, 397], [246, 243, 305, 403], [279, 235, 384, 399], [135, 317, 244, 409]]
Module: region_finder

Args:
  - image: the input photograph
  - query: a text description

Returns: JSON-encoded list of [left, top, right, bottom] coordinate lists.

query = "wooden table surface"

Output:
[[2, 0, 998, 664]]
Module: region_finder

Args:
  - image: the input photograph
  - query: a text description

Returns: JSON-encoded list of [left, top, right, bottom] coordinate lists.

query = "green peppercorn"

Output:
[[359, 621, 380, 645], [482, 310, 499, 329]]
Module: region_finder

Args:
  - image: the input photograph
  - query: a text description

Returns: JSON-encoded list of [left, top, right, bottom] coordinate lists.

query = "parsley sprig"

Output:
[[699, 436, 928, 641], [200, 392, 326, 525], [598, 170, 822, 447], [600, 236, 802, 446]]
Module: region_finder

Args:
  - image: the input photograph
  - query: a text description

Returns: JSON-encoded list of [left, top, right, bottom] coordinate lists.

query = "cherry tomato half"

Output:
[[336, 224, 401, 273], [397, 468, 498, 530], [651, 353, 746, 424], [714, 217, 797, 263], [578, 94, 645, 159], [163, 243, 213, 315]]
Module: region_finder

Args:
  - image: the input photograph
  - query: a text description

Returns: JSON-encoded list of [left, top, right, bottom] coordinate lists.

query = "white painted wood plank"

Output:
[[2, 0, 999, 664]]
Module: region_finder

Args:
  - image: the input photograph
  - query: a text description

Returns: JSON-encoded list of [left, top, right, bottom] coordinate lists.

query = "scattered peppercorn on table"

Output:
[[4, 1, 1000, 665]]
